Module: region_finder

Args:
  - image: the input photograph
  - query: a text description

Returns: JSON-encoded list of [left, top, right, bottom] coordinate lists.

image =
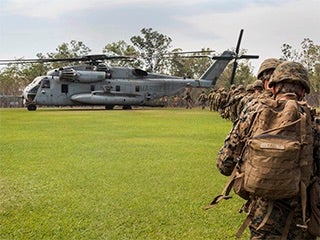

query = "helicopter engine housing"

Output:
[[59, 69, 106, 83]]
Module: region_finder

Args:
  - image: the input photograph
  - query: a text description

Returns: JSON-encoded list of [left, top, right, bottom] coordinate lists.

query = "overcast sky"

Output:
[[0, 0, 319, 74]]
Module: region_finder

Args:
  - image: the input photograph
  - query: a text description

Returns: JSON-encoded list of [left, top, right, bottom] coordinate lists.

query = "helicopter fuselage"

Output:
[[23, 65, 205, 110]]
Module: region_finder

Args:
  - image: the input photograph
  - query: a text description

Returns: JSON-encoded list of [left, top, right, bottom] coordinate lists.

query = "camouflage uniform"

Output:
[[228, 85, 246, 122], [198, 91, 208, 110], [252, 79, 263, 99], [184, 92, 193, 109], [218, 90, 228, 118], [208, 89, 216, 111], [237, 84, 254, 117], [249, 198, 315, 240], [216, 61, 317, 240]]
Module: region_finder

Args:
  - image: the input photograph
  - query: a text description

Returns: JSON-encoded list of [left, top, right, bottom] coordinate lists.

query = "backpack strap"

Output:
[[297, 181, 308, 229], [235, 213, 252, 238], [235, 199, 256, 238], [256, 201, 274, 231], [298, 112, 308, 229], [281, 209, 294, 240], [203, 166, 237, 210]]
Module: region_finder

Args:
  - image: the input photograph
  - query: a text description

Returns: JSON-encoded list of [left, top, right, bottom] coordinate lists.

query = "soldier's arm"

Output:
[[216, 120, 243, 176], [216, 105, 258, 176]]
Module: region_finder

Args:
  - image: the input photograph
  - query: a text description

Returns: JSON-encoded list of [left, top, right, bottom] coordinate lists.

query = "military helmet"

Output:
[[246, 84, 254, 92], [257, 58, 283, 79], [253, 79, 263, 89], [268, 61, 310, 93], [237, 84, 245, 91]]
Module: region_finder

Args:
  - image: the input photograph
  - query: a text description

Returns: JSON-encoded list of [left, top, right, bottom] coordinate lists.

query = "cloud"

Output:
[[1, 0, 212, 19], [166, 0, 320, 72]]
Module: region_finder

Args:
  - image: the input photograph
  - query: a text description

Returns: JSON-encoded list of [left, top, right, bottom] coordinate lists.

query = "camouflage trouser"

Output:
[[249, 198, 316, 240]]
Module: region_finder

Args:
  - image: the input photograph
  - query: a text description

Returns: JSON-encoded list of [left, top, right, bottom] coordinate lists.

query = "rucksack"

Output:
[[240, 98, 314, 200]]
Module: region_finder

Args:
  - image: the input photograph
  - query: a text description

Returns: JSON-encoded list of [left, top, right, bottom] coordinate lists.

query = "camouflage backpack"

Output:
[[239, 98, 314, 200]]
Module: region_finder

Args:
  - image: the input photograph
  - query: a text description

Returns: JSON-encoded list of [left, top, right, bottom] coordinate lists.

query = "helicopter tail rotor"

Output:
[[229, 29, 259, 85], [229, 29, 243, 84]]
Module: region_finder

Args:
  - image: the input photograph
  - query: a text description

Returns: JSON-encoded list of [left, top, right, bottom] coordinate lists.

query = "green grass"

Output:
[[0, 108, 249, 239]]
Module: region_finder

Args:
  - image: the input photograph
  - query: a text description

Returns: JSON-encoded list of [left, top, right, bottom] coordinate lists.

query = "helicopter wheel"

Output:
[[105, 105, 114, 110], [123, 105, 132, 110], [27, 104, 37, 111]]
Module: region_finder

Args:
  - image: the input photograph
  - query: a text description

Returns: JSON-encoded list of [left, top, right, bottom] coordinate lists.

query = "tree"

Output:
[[102, 40, 142, 68], [130, 28, 172, 73]]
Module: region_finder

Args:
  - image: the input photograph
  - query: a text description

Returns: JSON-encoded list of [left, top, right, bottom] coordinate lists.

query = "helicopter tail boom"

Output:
[[199, 50, 234, 86]]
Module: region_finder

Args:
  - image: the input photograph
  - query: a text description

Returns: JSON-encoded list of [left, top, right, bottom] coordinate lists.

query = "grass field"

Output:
[[0, 108, 250, 239]]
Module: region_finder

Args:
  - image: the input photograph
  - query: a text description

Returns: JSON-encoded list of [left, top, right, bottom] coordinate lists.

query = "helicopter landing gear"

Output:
[[105, 105, 114, 110], [122, 105, 132, 110], [27, 104, 37, 111]]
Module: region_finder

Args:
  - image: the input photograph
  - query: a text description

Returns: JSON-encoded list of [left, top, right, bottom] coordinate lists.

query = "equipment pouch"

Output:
[[243, 134, 301, 199], [232, 169, 250, 200]]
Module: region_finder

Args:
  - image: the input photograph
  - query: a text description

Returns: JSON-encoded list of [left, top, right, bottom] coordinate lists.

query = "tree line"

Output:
[[0, 28, 319, 106]]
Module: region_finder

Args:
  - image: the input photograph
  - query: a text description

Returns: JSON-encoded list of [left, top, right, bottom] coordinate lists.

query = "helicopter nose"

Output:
[[22, 89, 28, 100], [22, 88, 32, 102]]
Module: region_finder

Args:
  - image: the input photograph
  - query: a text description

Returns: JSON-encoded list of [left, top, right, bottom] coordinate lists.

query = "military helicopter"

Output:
[[0, 29, 258, 110]]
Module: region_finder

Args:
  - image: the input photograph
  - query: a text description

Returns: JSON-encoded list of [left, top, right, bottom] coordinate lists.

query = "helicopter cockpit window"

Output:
[[41, 78, 50, 88]]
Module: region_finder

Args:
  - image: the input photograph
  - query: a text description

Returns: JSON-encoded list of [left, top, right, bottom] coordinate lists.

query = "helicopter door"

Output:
[[57, 84, 70, 105]]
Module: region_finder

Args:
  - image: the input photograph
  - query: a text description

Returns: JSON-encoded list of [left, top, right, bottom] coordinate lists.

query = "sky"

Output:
[[0, 0, 319, 74]]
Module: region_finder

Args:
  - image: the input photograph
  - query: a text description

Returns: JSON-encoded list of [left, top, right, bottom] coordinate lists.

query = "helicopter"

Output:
[[0, 29, 258, 111]]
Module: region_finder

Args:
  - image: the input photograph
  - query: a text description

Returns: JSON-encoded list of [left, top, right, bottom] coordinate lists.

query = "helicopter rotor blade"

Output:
[[229, 29, 244, 84], [166, 55, 212, 59], [0, 54, 135, 65], [211, 55, 235, 60], [238, 54, 259, 59], [165, 50, 216, 55], [235, 29, 243, 55], [230, 60, 238, 85]]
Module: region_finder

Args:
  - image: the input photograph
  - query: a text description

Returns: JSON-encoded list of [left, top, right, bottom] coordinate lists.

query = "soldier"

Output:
[[198, 90, 208, 110], [216, 61, 318, 239], [237, 83, 254, 117], [213, 88, 223, 112], [241, 59, 283, 116], [218, 89, 228, 118], [252, 79, 263, 97], [257, 58, 283, 98], [183, 91, 193, 109], [228, 85, 245, 122], [208, 89, 216, 112]]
